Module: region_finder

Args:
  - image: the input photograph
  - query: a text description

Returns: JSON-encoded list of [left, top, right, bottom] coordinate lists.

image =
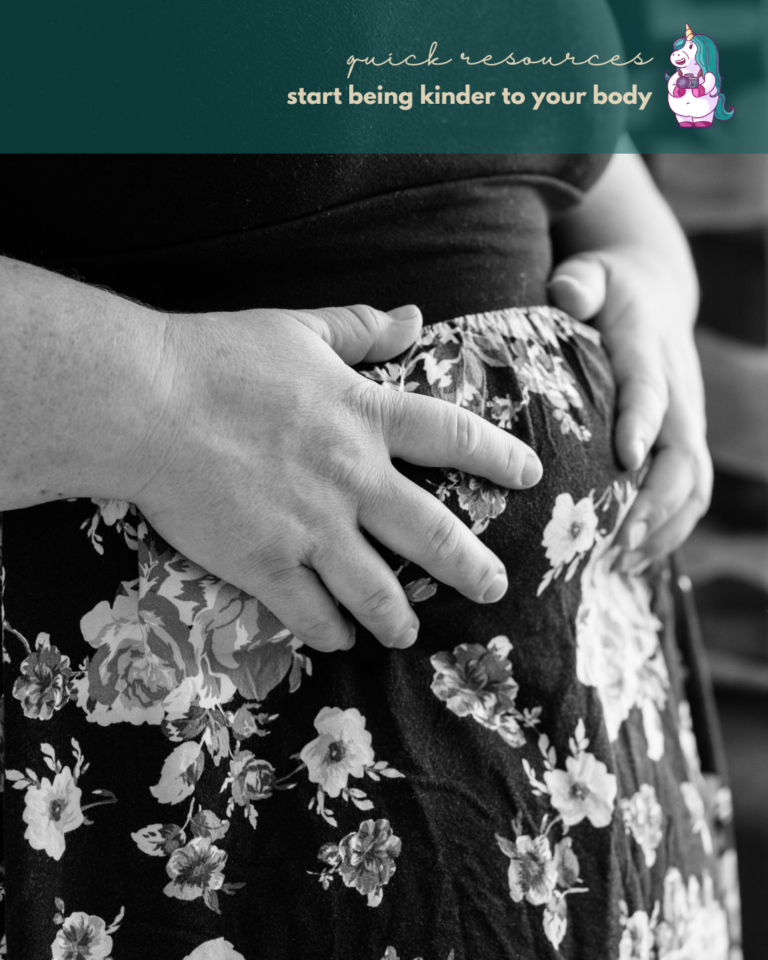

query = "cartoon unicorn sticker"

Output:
[[666, 24, 735, 128]]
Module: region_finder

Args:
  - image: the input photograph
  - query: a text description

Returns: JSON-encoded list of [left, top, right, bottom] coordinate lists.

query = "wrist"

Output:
[[0, 256, 173, 509]]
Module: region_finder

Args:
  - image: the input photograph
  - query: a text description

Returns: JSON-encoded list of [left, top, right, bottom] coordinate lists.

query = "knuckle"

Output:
[[423, 511, 464, 566], [357, 586, 401, 626], [452, 409, 483, 459]]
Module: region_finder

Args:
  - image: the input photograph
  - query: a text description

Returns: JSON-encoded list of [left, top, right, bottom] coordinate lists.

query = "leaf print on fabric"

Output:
[[538, 482, 670, 760], [183, 940, 247, 960], [12, 631, 76, 721], [6, 740, 115, 861], [430, 636, 541, 748], [298, 707, 404, 826], [50, 901, 124, 960], [314, 818, 402, 908], [431, 470, 508, 535], [164, 837, 243, 914], [131, 822, 188, 857], [620, 784, 664, 867], [150, 741, 204, 805], [403, 577, 437, 603], [81, 498, 139, 554]]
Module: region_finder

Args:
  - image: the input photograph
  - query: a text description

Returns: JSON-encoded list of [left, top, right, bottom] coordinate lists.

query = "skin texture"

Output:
[[0, 151, 709, 650], [0, 258, 540, 653]]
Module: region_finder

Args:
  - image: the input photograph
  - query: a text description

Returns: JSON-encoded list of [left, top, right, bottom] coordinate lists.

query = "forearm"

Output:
[[552, 152, 699, 322], [0, 255, 168, 510]]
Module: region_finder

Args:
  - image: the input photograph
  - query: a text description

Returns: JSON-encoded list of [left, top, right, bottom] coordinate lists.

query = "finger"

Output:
[[548, 255, 607, 320], [619, 494, 707, 571], [613, 358, 669, 472], [380, 389, 542, 489], [311, 529, 421, 650], [291, 304, 423, 365], [245, 561, 356, 654], [614, 445, 698, 552], [360, 469, 509, 605]]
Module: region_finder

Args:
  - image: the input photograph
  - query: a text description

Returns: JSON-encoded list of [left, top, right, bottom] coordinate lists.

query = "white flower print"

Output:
[[301, 707, 375, 798], [618, 901, 657, 960], [574, 487, 669, 759], [430, 636, 541, 748], [183, 940, 247, 960], [656, 868, 730, 959], [22, 766, 84, 861], [225, 750, 275, 828], [314, 818, 401, 908], [499, 834, 558, 905], [541, 492, 599, 571], [7, 741, 115, 862], [544, 749, 617, 829], [131, 823, 187, 857], [620, 784, 664, 867], [680, 781, 713, 855], [164, 837, 228, 910], [51, 911, 114, 959], [50, 902, 124, 960], [150, 741, 204, 805]]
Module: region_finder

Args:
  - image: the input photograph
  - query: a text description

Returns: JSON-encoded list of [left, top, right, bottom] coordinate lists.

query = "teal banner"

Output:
[[1, 0, 764, 152]]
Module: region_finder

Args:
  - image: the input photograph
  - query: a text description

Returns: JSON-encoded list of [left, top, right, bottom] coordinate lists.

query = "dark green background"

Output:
[[1, 0, 763, 152]]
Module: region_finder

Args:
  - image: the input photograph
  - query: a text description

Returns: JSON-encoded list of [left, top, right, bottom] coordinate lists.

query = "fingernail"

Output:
[[629, 439, 646, 469], [395, 625, 419, 649], [388, 304, 421, 323], [548, 274, 590, 300], [521, 454, 542, 487], [627, 521, 648, 552], [482, 572, 508, 604]]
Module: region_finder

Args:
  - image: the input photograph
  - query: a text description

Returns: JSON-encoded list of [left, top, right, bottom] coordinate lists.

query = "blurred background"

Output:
[[606, 3, 768, 958], [642, 18, 767, 960], [654, 150, 768, 960]]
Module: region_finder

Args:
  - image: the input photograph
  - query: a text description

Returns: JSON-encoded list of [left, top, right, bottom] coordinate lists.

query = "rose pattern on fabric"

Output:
[[50, 901, 124, 960], [430, 635, 541, 747], [76, 525, 311, 729], [620, 784, 664, 868], [12, 632, 75, 721], [315, 818, 402, 907], [224, 751, 276, 828], [0, 308, 739, 957]]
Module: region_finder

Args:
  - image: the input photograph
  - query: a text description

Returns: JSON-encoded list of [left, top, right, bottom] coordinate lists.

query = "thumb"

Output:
[[292, 303, 423, 365], [548, 255, 608, 320]]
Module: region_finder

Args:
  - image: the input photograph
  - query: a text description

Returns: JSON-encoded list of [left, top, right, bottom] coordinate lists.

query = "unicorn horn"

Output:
[[685, 24, 694, 40]]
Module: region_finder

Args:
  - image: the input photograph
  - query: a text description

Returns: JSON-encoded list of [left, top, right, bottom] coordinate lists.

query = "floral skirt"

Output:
[[1, 306, 741, 960]]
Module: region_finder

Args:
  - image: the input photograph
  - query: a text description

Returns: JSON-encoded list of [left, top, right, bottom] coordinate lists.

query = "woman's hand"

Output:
[[129, 304, 542, 653], [549, 248, 712, 570]]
